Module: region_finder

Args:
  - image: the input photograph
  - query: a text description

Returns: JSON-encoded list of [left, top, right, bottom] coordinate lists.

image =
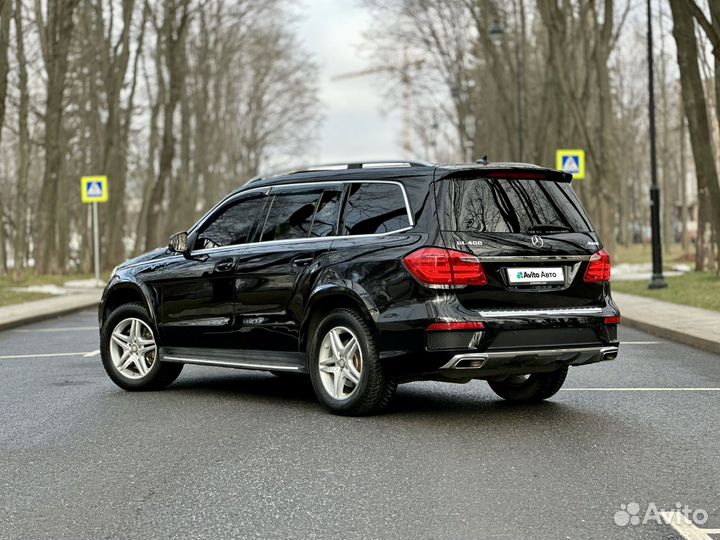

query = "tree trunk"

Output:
[[13, 0, 29, 273], [670, 0, 720, 272], [0, 0, 11, 145], [144, 0, 190, 249], [35, 0, 81, 273]]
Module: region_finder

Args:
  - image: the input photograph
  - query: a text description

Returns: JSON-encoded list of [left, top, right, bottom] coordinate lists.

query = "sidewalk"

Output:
[[614, 292, 720, 355], [0, 289, 102, 331]]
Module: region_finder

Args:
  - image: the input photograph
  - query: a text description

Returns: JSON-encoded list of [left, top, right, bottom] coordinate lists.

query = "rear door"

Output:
[[234, 184, 342, 351], [434, 173, 603, 310]]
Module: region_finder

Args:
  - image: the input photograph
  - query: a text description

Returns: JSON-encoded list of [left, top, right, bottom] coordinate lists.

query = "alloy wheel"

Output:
[[109, 318, 157, 379], [318, 326, 363, 400]]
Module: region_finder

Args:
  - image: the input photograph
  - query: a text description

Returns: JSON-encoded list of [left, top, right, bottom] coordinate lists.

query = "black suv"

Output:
[[99, 160, 620, 415]]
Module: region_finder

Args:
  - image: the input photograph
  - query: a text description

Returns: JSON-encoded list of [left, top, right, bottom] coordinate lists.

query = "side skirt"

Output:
[[159, 347, 307, 373]]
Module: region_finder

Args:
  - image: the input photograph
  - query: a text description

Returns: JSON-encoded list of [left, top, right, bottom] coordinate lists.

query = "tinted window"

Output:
[[196, 193, 265, 249], [310, 190, 341, 237], [260, 189, 322, 241], [439, 177, 592, 233], [341, 183, 410, 235]]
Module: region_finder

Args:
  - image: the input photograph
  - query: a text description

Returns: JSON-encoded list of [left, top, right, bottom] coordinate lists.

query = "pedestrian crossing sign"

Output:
[[81, 176, 108, 203], [556, 149, 586, 180]]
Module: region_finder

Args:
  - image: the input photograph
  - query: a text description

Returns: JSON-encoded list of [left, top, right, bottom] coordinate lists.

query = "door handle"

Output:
[[214, 258, 236, 273], [292, 257, 314, 268]]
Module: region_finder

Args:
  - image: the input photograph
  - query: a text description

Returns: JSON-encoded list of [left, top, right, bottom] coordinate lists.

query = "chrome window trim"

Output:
[[189, 226, 414, 256], [186, 179, 414, 255]]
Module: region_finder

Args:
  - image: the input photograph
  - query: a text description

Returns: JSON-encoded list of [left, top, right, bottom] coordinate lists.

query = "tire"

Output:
[[100, 302, 183, 391], [487, 367, 568, 402], [308, 308, 396, 416]]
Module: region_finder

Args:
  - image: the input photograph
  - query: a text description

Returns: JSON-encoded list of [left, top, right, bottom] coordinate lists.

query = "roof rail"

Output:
[[246, 160, 433, 184]]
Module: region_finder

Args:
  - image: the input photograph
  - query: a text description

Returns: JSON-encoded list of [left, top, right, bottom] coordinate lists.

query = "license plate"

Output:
[[507, 267, 565, 284]]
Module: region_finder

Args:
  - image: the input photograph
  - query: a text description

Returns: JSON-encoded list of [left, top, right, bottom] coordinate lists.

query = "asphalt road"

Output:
[[1, 310, 719, 540]]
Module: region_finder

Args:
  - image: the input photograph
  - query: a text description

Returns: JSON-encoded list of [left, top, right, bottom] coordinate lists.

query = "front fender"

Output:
[[100, 276, 159, 329]]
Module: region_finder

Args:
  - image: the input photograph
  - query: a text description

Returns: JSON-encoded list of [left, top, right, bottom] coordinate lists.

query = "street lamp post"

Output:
[[646, 0, 667, 289]]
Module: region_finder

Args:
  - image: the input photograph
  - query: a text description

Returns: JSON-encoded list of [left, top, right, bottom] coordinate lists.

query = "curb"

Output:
[[620, 316, 720, 355], [0, 294, 101, 332]]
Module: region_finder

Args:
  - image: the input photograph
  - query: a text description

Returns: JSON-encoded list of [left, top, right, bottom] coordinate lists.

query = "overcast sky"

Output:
[[297, 0, 403, 164]]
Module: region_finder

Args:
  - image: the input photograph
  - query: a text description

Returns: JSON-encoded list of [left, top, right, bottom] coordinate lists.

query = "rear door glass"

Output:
[[438, 177, 592, 233], [260, 188, 323, 241], [310, 189, 341, 237], [341, 183, 410, 235]]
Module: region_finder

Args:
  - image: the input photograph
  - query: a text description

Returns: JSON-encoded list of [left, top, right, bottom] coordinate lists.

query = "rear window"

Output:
[[438, 177, 592, 233]]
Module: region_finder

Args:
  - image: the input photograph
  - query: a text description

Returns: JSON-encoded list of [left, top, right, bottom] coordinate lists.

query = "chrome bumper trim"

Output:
[[476, 255, 592, 263], [477, 307, 604, 318], [441, 346, 619, 370]]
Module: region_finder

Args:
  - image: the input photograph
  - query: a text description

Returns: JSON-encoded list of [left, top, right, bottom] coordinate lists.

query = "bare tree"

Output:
[[34, 0, 82, 273], [12, 0, 29, 272], [670, 0, 720, 271]]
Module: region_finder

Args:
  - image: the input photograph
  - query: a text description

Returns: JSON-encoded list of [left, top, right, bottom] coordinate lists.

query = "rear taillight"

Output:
[[403, 247, 488, 287], [604, 316, 621, 325], [583, 249, 611, 282]]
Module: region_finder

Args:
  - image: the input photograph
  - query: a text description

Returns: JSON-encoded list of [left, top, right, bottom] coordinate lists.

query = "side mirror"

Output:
[[168, 231, 189, 254]]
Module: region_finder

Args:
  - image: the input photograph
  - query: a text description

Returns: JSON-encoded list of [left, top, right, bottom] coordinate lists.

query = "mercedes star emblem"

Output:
[[531, 235, 544, 248]]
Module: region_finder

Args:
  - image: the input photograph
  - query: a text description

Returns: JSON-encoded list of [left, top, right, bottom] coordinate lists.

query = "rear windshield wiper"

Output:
[[526, 223, 573, 233]]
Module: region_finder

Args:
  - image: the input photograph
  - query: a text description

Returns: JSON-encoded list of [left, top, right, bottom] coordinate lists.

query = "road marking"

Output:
[[0, 351, 97, 360], [562, 388, 720, 392], [12, 326, 97, 333], [83, 350, 100, 357], [660, 510, 720, 539]]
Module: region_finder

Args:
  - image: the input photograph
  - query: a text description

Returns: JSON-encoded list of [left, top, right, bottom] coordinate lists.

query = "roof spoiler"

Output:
[[441, 166, 572, 183]]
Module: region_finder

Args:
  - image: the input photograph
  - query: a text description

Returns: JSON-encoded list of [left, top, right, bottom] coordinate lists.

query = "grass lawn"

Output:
[[613, 243, 694, 266], [613, 272, 720, 313], [0, 273, 94, 308]]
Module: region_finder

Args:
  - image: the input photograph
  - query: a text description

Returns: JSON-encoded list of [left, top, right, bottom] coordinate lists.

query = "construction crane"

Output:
[[331, 56, 424, 158]]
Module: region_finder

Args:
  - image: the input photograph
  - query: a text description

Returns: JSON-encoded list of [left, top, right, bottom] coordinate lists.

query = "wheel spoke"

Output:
[[318, 355, 336, 367], [333, 368, 345, 398], [138, 344, 156, 356], [319, 364, 335, 373], [342, 337, 358, 359], [115, 348, 132, 371], [130, 319, 139, 340], [328, 329, 343, 359], [111, 331, 130, 349], [343, 366, 359, 386], [134, 355, 148, 376]]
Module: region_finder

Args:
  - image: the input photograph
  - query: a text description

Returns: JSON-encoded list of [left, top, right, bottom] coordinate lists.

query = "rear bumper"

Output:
[[377, 301, 621, 381]]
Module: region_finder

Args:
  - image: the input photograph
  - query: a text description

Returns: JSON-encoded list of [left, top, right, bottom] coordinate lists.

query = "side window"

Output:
[[260, 189, 323, 242], [195, 193, 265, 250], [341, 183, 410, 235], [310, 190, 341, 237]]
